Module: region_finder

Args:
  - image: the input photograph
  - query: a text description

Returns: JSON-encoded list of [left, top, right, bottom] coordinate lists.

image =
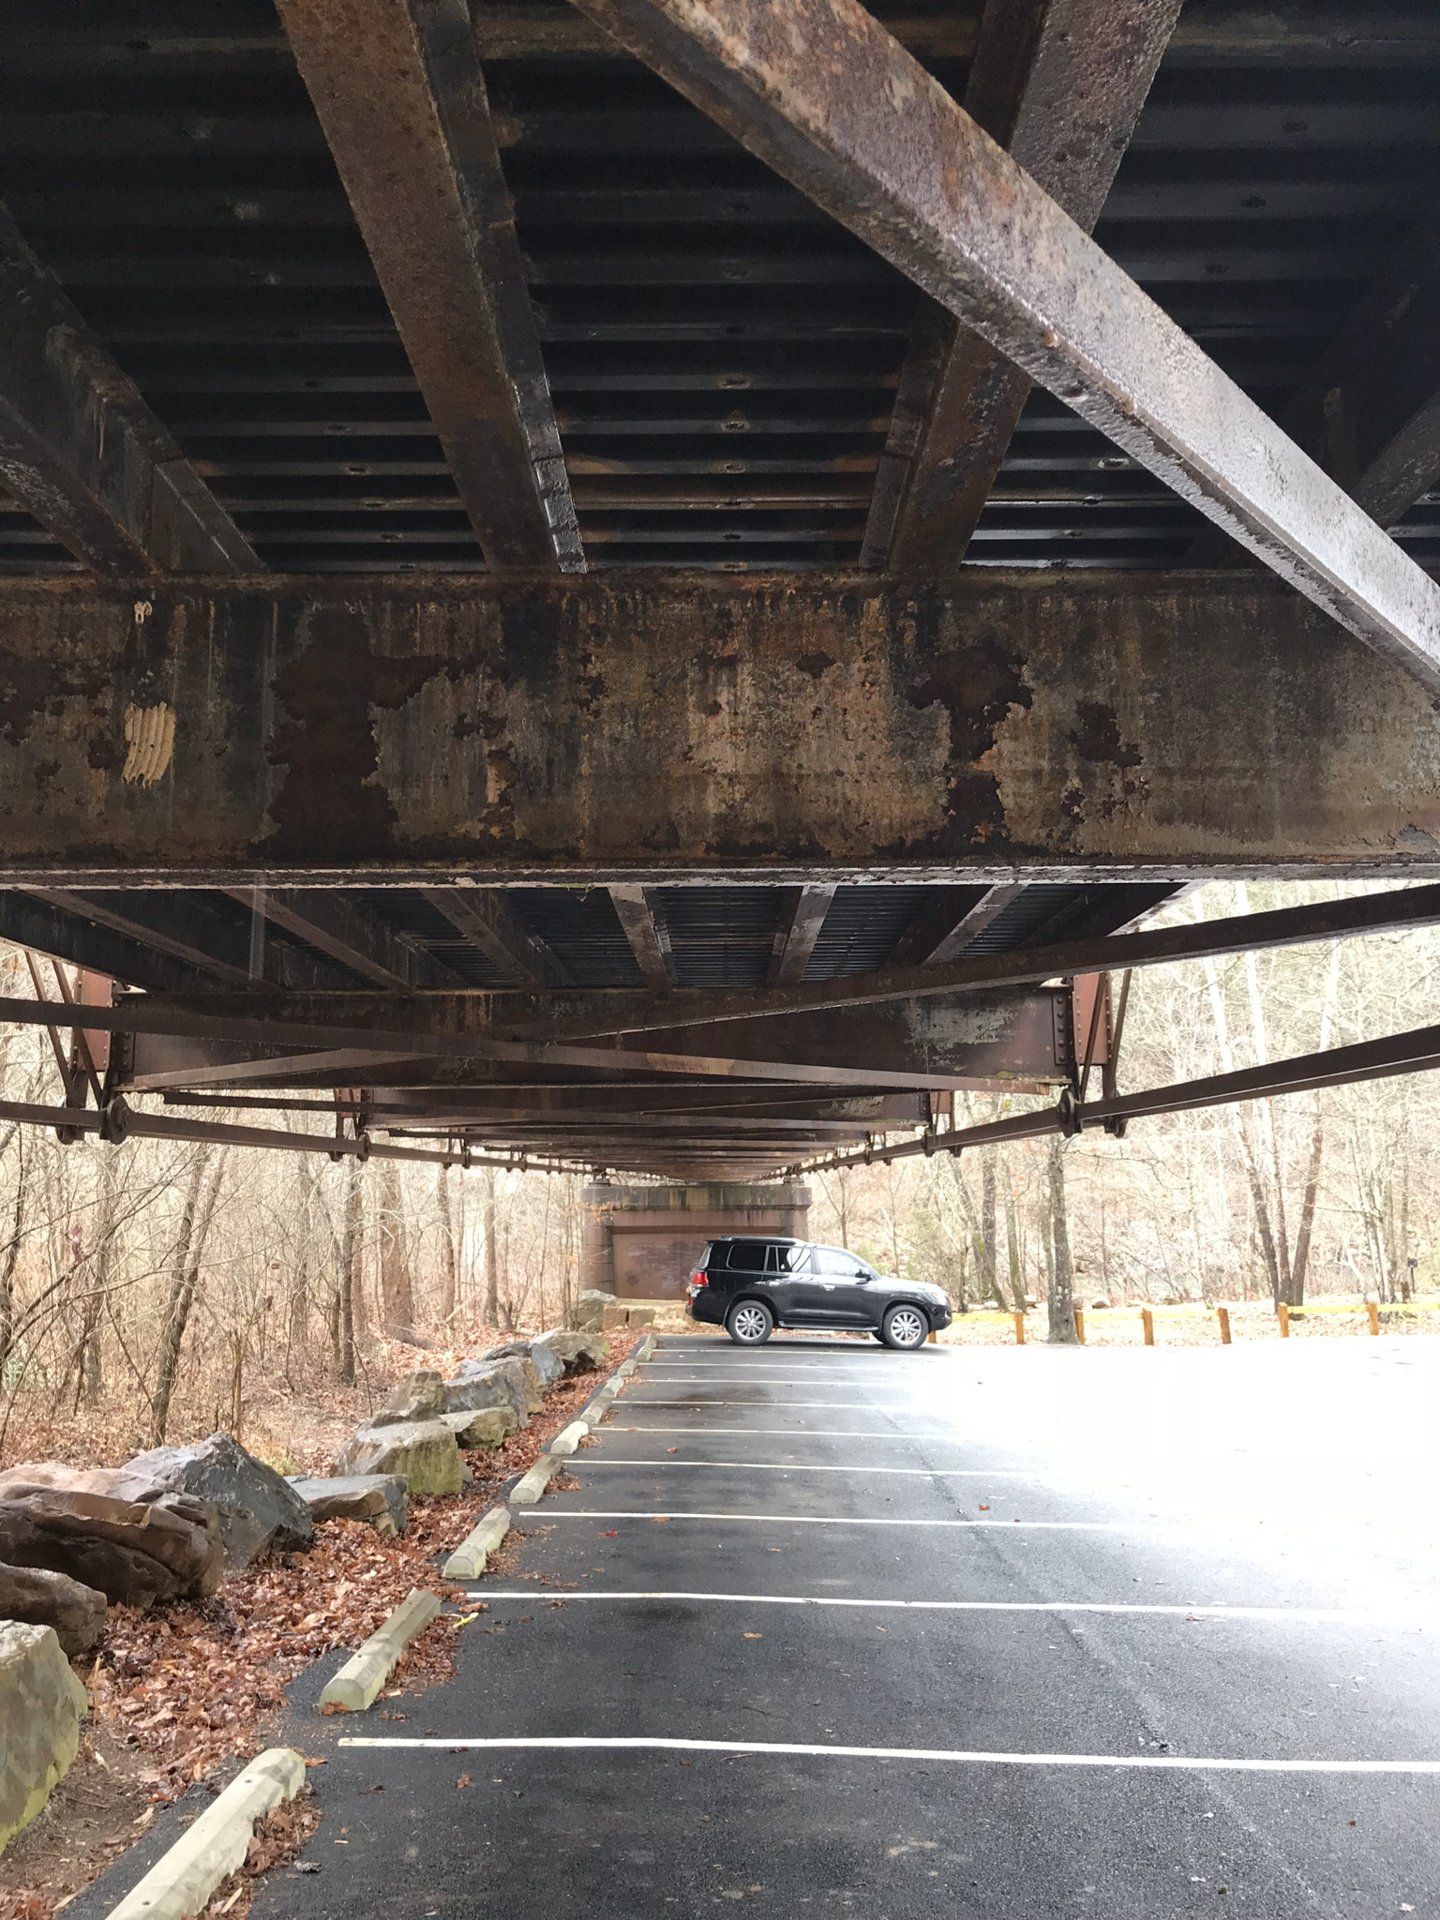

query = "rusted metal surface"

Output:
[[609, 885, 675, 990], [566, 0, 1440, 689], [1190, 217, 1440, 561], [915, 883, 1027, 965], [768, 884, 836, 985], [0, 206, 256, 574], [800, 1021, 1440, 1171], [224, 887, 462, 989], [0, 891, 208, 992], [863, 0, 1180, 576], [422, 886, 573, 986], [3, 574, 1440, 880], [276, 0, 582, 569], [467, 5, 1440, 64], [20, 889, 351, 992], [117, 994, 1069, 1095]]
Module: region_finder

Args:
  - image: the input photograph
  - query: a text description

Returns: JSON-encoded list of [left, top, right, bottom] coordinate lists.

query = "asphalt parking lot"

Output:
[[264, 1332, 1440, 1919]]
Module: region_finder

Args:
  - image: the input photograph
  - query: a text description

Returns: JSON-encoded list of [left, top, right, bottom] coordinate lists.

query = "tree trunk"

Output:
[[481, 1167, 499, 1325], [375, 1161, 416, 1340], [435, 1165, 460, 1327], [0, 1129, 27, 1375], [337, 1157, 362, 1386], [151, 1148, 223, 1442], [979, 1148, 1002, 1306], [1046, 1135, 1078, 1344]]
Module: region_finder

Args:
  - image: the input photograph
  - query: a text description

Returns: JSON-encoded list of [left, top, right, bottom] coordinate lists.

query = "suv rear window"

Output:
[[720, 1240, 773, 1271]]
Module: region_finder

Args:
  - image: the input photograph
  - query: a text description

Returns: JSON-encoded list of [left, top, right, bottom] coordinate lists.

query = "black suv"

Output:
[[687, 1237, 952, 1349]]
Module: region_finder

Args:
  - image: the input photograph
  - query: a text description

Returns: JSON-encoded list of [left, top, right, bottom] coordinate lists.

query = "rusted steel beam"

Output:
[[6, 574, 1440, 880], [514, 881, 1440, 1042], [0, 207, 256, 575], [895, 883, 1026, 967], [566, 0, 1440, 690], [20, 890, 349, 993], [276, 0, 581, 569], [423, 886, 572, 987], [610, 885, 675, 990], [767, 884, 836, 986], [466, 5, 1440, 64], [226, 887, 460, 989], [0, 1096, 584, 1173], [0, 890, 206, 994], [799, 1021, 1440, 1172], [1190, 219, 1440, 562], [862, 0, 1180, 577]]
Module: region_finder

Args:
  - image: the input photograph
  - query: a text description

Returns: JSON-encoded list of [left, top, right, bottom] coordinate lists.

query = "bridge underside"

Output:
[[0, 3, 1436, 1178]]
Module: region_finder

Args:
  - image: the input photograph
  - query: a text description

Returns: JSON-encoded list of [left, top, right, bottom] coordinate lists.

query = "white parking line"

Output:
[[534, 1510, 1178, 1531], [575, 1459, 1047, 1478], [464, 1590, 1419, 1623], [618, 1405, 913, 1420], [338, 1735, 1440, 1775], [611, 1426, 963, 1441]]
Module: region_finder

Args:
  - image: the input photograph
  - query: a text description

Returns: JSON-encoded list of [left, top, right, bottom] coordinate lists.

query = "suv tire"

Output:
[[726, 1298, 775, 1346], [879, 1303, 929, 1351]]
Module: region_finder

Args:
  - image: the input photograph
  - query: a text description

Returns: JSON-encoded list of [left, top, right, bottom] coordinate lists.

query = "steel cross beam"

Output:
[[1188, 217, 1440, 562], [862, 0, 1181, 576], [276, 0, 582, 569], [798, 1021, 1440, 1172], [0, 206, 256, 574], [566, 0, 1440, 690]]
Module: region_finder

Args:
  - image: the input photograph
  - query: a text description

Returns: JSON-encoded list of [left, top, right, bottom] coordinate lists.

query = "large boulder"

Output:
[[440, 1407, 515, 1450], [374, 1368, 446, 1423], [575, 1289, 618, 1333], [480, 1339, 531, 1363], [477, 1345, 549, 1405], [287, 1475, 408, 1540], [525, 1341, 566, 1389], [446, 1357, 536, 1426], [0, 1465, 223, 1608], [0, 1563, 106, 1661], [124, 1433, 314, 1571], [333, 1420, 466, 1496], [534, 1328, 608, 1375], [0, 1623, 88, 1859]]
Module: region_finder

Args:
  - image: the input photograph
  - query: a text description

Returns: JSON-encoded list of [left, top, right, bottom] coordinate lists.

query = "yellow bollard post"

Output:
[[1141, 1307, 1155, 1347], [1013, 1311, 1026, 1346], [928, 1329, 937, 1344], [1073, 1307, 1086, 1345], [1367, 1301, 1380, 1336], [1217, 1306, 1232, 1345], [1277, 1301, 1290, 1338]]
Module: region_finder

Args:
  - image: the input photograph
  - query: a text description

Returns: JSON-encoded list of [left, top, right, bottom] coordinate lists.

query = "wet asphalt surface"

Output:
[[255, 1333, 1440, 1919]]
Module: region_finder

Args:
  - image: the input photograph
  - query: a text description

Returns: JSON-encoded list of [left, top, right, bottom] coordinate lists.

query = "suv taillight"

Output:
[[690, 1268, 708, 1288]]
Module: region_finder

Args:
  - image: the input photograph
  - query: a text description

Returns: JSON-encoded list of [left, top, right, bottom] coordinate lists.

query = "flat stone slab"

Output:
[[334, 1421, 466, 1497], [287, 1474, 408, 1539]]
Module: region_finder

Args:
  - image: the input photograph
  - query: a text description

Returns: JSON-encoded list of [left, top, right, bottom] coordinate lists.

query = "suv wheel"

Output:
[[726, 1299, 774, 1346], [880, 1304, 928, 1350]]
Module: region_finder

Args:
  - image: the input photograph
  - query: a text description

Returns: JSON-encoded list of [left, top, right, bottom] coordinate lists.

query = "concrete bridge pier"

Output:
[[580, 1181, 812, 1305]]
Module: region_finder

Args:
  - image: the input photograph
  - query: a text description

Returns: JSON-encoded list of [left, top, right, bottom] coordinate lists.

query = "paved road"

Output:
[[264, 1333, 1440, 1919]]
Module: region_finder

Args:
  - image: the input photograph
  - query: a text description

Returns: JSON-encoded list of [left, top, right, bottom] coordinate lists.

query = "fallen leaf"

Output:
[[456, 1774, 473, 1789], [742, 1632, 763, 1641]]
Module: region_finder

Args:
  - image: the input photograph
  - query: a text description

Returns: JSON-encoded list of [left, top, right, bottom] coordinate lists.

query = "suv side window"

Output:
[[815, 1247, 868, 1277], [725, 1240, 772, 1273], [765, 1243, 810, 1274]]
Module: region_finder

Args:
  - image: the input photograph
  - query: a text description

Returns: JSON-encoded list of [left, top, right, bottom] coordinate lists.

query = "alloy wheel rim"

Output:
[[734, 1305, 768, 1340], [890, 1309, 925, 1345]]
